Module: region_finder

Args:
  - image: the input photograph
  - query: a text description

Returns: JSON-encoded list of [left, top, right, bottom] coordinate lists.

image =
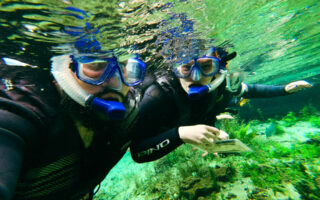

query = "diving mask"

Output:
[[173, 56, 220, 81], [52, 55, 146, 120], [72, 54, 146, 90]]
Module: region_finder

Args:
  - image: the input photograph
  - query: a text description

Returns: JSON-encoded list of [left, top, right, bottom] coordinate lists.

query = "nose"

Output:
[[102, 70, 122, 90], [191, 67, 201, 81]]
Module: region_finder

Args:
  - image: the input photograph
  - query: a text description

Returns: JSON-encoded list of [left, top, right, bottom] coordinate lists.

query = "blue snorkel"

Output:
[[90, 98, 126, 120], [188, 85, 210, 100], [188, 70, 227, 100], [51, 55, 127, 120]]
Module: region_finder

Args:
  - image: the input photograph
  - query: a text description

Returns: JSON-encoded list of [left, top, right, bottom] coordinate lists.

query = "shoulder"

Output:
[[0, 104, 40, 148], [0, 65, 60, 121], [139, 82, 176, 116]]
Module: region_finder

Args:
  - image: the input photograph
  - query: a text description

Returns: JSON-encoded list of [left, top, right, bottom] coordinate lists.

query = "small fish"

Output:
[[239, 98, 249, 107], [216, 113, 234, 120]]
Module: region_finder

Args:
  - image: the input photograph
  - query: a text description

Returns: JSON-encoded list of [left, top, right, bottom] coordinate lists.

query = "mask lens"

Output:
[[197, 58, 218, 75], [78, 61, 110, 84], [121, 58, 146, 85], [75, 54, 116, 85], [174, 60, 194, 77]]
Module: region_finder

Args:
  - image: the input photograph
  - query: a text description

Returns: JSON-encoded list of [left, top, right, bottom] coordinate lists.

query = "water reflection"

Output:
[[0, 0, 319, 83]]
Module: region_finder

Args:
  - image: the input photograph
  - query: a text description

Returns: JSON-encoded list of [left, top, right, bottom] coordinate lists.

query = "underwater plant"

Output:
[[282, 112, 298, 127], [216, 117, 257, 144], [310, 116, 320, 128], [299, 104, 318, 121], [232, 123, 257, 144], [102, 109, 320, 200], [265, 120, 285, 137]]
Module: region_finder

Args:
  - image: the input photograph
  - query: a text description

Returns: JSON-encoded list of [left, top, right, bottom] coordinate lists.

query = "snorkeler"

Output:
[[0, 50, 146, 199], [129, 46, 312, 162]]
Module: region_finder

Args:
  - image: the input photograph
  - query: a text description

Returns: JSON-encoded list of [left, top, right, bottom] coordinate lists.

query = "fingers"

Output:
[[201, 151, 208, 157], [218, 130, 229, 140], [200, 136, 214, 145], [294, 81, 312, 90], [203, 125, 229, 141], [203, 132, 219, 142], [286, 80, 312, 93], [202, 125, 220, 141], [286, 82, 310, 93], [205, 125, 220, 134], [296, 80, 312, 87]]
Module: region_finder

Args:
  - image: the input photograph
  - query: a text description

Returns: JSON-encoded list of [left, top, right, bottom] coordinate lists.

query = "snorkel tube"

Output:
[[51, 55, 126, 120], [188, 70, 227, 100]]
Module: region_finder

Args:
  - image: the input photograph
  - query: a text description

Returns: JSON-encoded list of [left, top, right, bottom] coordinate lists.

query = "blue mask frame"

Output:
[[173, 56, 221, 79], [72, 55, 146, 87]]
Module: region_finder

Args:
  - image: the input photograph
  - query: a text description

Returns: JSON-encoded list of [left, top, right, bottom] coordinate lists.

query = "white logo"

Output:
[[137, 139, 170, 157]]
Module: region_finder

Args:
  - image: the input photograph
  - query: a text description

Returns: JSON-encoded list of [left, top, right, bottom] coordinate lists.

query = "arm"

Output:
[[130, 84, 184, 163], [242, 83, 287, 98], [0, 110, 37, 200], [130, 85, 229, 163], [130, 127, 183, 163], [240, 80, 312, 98]]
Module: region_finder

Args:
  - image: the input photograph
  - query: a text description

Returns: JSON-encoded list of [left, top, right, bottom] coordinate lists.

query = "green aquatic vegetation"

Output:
[[310, 116, 320, 128], [282, 112, 298, 127], [269, 143, 292, 158], [234, 124, 257, 144], [125, 115, 320, 200], [299, 105, 318, 121], [292, 142, 320, 159], [241, 162, 282, 188], [219, 119, 257, 144], [265, 120, 285, 137]]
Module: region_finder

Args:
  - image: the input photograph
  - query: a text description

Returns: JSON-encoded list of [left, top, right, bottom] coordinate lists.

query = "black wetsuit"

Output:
[[0, 64, 139, 200], [130, 71, 288, 163]]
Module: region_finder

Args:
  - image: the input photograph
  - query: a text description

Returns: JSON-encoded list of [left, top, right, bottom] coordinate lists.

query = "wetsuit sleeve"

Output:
[[131, 127, 183, 163], [241, 83, 288, 98], [130, 84, 183, 163], [0, 110, 37, 200]]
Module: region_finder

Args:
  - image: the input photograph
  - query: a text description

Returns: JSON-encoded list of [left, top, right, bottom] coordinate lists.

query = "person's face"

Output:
[[175, 56, 220, 93], [73, 62, 129, 103]]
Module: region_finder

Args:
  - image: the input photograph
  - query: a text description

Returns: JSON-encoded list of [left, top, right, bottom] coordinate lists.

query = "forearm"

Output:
[[242, 83, 288, 98], [130, 127, 183, 163]]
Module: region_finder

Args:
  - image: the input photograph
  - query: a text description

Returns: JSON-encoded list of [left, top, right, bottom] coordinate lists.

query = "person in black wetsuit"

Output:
[[0, 52, 146, 200], [129, 46, 312, 163]]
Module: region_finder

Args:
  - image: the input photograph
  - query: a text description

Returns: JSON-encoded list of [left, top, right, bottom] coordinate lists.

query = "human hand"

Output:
[[178, 125, 229, 150], [285, 80, 312, 93]]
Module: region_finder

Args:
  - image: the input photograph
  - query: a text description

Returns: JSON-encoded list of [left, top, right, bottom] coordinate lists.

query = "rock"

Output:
[[213, 165, 234, 182], [180, 176, 218, 200]]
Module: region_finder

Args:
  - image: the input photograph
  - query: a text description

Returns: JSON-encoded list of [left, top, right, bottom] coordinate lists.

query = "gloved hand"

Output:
[[285, 80, 312, 93]]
